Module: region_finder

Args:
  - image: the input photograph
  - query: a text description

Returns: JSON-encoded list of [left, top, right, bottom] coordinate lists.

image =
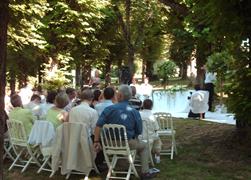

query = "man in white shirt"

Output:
[[69, 89, 98, 136], [203, 65, 216, 111], [140, 77, 153, 101], [95, 87, 114, 116]]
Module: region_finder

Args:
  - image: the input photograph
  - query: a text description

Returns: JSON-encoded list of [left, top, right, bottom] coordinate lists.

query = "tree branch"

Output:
[[159, 0, 188, 17]]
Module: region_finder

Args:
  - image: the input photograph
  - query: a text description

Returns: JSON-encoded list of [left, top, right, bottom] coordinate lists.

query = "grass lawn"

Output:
[[4, 119, 251, 180]]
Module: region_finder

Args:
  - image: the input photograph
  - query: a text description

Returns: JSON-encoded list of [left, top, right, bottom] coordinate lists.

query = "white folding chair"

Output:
[[51, 122, 99, 180], [101, 124, 139, 180], [7, 120, 41, 173], [154, 112, 177, 159], [141, 120, 155, 166]]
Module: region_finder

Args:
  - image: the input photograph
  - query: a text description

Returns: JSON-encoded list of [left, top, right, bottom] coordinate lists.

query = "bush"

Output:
[[156, 60, 177, 88]]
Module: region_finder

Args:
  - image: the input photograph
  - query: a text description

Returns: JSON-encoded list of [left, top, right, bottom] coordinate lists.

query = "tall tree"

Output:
[[0, 0, 9, 179]]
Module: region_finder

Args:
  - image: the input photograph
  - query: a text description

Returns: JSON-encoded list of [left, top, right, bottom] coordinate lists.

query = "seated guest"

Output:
[[9, 94, 35, 135], [40, 90, 57, 118], [129, 86, 142, 110], [69, 88, 103, 171], [95, 87, 115, 116], [140, 99, 162, 163], [64, 87, 77, 112], [90, 89, 102, 109], [24, 94, 42, 118], [46, 92, 69, 128], [69, 89, 98, 136], [93, 85, 158, 178]]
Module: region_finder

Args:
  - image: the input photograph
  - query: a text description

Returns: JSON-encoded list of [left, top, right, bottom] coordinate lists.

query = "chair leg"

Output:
[[129, 152, 139, 178], [37, 156, 50, 173], [21, 156, 33, 173], [22, 148, 41, 173], [4, 145, 15, 161], [66, 172, 71, 179], [49, 171, 56, 178], [9, 150, 23, 171]]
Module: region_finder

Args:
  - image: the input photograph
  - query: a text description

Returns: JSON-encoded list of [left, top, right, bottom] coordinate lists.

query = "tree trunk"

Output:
[[195, 40, 210, 88], [128, 45, 134, 76], [75, 64, 81, 87], [145, 60, 154, 80], [142, 59, 146, 81], [181, 63, 188, 79], [0, 0, 9, 179], [9, 70, 16, 95], [38, 65, 43, 84]]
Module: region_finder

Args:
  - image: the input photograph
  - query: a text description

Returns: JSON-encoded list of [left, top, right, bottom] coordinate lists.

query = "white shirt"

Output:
[[140, 83, 153, 99], [40, 103, 54, 119], [204, 72, 216, 84], [24, 101, 41, 117], [140, 109, 159, 140], [69, 102, 98, 135]]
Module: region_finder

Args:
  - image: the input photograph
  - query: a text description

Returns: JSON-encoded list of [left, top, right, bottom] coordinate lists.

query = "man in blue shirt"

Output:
[[93, 85, 158, 178], [95, 87, 115, 116]]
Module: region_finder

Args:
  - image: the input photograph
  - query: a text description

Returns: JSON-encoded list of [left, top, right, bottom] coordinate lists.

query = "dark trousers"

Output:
[[90, 135, 105, 166], [205, 83, 214, 111], [188, 110, 205, 119]]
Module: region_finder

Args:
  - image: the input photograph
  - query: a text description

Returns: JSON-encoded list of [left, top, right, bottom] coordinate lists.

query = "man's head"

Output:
[[130, 86, 137, 97], [55, 92, 70, 109], [103, 87, 115, 100], [66, 87, 76, 101], [80, 89, 94, 102], [144, 77, 149, 85], [11, 94, 23, 107], [143, 99, 153, 110], [117, 85, 132, 102]]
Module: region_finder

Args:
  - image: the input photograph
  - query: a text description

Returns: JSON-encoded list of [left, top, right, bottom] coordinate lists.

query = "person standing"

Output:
[[203, 65, 216, 111]]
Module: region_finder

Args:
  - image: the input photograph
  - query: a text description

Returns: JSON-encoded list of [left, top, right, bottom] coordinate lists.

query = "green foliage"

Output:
[[157, 60, 177, 88], [224, 51, 251, 127], [42, 62, 71, 91]]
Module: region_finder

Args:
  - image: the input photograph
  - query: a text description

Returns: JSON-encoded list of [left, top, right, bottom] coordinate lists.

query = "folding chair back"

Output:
[[154, 112, 177, 159], [101, 124, 139, 180], [7, 120, 28, 147], [7, 119, 41, 172], [101, 124, 130, 155], [154, 112, 173, 132]]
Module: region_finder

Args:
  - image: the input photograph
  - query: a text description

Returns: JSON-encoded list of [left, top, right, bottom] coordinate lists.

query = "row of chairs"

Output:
[[4, 112, 177, 180], [100, 112, 177, 180], [4, 120, 99, 179]]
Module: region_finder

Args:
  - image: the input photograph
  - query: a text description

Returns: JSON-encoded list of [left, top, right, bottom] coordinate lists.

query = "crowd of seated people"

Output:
[[4, 78, 160, 179]]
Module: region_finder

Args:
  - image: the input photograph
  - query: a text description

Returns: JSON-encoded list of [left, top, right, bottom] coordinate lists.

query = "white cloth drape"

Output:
[[190, 90, 209, 114]]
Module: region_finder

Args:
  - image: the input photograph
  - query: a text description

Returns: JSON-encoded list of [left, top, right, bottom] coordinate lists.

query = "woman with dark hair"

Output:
[[40, 90, 57, 118], [90, 89, 101, 109]]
